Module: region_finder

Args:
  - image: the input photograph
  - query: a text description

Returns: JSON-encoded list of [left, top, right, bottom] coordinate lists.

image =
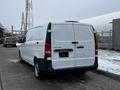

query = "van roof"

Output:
[[52, 22, 92, 26], [29, 22, 92, 30], [28, 26, 44, 30]]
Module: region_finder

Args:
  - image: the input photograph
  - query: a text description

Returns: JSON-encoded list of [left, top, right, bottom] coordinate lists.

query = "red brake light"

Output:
[[45, 42, 51, 58]]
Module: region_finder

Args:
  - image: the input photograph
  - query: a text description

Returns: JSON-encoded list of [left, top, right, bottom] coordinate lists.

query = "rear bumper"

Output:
[[37, 57, 98, 73]]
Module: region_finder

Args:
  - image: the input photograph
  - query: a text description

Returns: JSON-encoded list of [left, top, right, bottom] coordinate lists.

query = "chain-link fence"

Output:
[[97, 30, 112, 49]]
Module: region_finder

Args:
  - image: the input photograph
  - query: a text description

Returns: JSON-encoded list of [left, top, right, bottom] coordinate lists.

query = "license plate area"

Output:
[[59, 51, 69, 58], [54, 49, 73, 58]]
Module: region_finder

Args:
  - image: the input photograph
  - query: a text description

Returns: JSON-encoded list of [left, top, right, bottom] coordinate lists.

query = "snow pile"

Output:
[[98, 50, 120, 75]]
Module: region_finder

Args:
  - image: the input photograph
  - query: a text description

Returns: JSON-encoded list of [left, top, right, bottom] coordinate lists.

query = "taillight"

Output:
[[45, 42, 51, 58], [45, 23, 52, 60]]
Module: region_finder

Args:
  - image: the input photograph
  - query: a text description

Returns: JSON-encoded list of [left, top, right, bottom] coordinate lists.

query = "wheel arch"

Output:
[[34, 56, 38, 64], [19, 50, 21, 56]]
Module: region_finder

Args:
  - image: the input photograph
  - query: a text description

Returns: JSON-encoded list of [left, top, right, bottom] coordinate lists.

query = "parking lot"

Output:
[[0, 45, 120, 90]]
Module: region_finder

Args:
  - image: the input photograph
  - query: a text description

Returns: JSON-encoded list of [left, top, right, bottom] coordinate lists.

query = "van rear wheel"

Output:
[[3, 44, 7, 47], [80, 71, 87, 75], [19, 51, 24, 63], [34, 61, 44, 79], [74, 70, 87, 76]]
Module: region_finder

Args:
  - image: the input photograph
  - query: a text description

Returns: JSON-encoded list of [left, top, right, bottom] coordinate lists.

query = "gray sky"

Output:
[[0, 0, 120, 30]]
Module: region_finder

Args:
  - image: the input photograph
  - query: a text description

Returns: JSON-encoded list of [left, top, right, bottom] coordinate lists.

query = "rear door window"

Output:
[[52, 24, 74, 41]]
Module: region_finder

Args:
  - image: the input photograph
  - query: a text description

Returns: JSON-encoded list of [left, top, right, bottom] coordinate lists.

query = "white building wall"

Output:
[[80, 11, 120, 32]]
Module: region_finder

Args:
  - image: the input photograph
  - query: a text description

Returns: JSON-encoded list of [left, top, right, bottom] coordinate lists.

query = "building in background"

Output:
[[0, 23, 4, 44], [80, 11, 120, 32], [112, 18, 120, 50]]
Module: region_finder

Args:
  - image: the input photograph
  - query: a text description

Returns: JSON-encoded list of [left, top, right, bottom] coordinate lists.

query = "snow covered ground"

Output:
[[98, 49, 120, 75]]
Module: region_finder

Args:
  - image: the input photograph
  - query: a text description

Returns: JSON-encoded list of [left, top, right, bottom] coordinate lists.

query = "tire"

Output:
[[74, 70, 87, 76], [13, 44, 16, 47], [3, 44, 7, 47], [80, 71, 87, 75], [34, 60, 44, 79], [19, 51, 24, 63]]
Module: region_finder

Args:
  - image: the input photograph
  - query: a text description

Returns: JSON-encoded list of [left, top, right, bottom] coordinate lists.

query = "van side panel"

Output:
[[20, 26, 47, 65]]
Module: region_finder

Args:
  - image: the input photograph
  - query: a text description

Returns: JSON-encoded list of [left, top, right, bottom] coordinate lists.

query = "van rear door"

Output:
[[51, 24, 75, 69], [73, 24, 95, 67]]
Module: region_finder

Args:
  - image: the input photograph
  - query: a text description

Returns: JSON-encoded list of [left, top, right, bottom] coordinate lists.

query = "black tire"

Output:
[[74, 70, 87, 76], [80, 71, 87, 75], [3, 44, 7, 47], [19, 51, 24, 63], [12, 45, 16, 47], [34, 60, 44, 79]]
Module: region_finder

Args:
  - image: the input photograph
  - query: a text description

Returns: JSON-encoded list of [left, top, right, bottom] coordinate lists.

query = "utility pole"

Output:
[[11, 25, 14, 36], [25, 0, 33, 34], [25, 0, 28, 33], [20, 12, 25, 32]]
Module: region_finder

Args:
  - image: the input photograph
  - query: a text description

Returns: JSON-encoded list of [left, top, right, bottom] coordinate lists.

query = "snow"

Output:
[[9, 59, 19, 63], [98, 49, 120, 75]]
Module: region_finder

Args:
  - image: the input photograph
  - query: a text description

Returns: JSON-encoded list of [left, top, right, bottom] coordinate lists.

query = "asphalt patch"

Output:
[[93, 70, 120, 82], [9, 59, 19, 63]]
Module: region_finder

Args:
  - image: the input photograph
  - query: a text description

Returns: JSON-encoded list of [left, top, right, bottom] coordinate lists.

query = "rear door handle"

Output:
[[72, 42, 78, 44], [77, 46, 84, 49]]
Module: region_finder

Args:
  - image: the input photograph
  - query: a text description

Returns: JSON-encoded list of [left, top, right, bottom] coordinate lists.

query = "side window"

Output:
[[26, 30, 32, 41], [32, 28, 41, 40], [26, 27, 44, 41]]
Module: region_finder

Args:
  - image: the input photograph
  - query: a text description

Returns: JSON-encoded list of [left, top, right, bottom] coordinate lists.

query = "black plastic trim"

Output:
[[72, 41, 78, 44], [77, 46, 84, 49], [37, 57, 98, 73], [54, 49, 73, 52], [92, 26, 98, 55]]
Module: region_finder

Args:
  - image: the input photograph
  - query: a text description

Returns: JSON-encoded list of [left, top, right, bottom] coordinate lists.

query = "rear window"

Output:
[[74, 25, 94, 41], [52, 24, 74, 41]]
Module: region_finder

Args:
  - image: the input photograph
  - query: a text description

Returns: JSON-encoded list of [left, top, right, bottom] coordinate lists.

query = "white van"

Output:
[[18, 21, 98, 79]]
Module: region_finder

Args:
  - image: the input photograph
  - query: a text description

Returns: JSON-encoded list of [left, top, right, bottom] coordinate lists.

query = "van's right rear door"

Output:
[[73, 24, 95, 67], [51, 24, 75, 70]]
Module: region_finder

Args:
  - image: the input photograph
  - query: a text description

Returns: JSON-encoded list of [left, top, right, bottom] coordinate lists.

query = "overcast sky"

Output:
[[0, 0, 120, 30]]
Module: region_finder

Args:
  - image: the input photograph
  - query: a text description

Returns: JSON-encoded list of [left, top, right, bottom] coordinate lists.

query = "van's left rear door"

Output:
[[51, 24, 75, 70]]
